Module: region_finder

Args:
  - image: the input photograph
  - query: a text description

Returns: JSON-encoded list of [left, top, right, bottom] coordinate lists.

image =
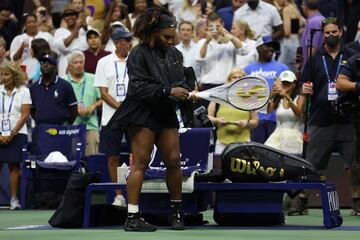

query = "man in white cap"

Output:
[[94, 26, 133, 207]]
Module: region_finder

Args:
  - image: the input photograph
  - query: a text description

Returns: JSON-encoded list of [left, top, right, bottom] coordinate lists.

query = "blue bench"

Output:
[[82, 181, 342, 228]]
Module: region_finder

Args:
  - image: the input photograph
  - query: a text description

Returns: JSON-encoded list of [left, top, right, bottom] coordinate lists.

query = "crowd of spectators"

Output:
[[1, 0, 360, 215]]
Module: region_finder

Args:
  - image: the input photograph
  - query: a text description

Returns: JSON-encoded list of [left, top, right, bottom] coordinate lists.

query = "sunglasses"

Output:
[[321, 17, 340, 29]]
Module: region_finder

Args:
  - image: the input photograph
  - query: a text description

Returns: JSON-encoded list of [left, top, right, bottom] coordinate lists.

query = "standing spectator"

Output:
[[265, 70, 304, 154], [0, 62, 31, 210], [83, 28, 111, 74], [34, 5, 55, 34], [64, 51, 102, 155], [274, 0, 306, 72], [29, 53, 78, 126], [196, 12, 242, 98], [53, 6, 88, 78], [154, 0, 184, 20], [234, 0, 283, 40], [29, 38, 53, 82], [300, 0, 324, 66], [0, 1, 18, 51], [290, 18, 358, 215], [129, 0, 148, 28], [208, 68, 258, 154], [231, 19, 257, 68], [10, 14, 54, 81], [176, 21, 198, 70], [217, 0, 245, 31], [344, 0, 360, 43], [102, 0, 131, 41], [94, 27, 133, 207], [244, 35, 289, 143]]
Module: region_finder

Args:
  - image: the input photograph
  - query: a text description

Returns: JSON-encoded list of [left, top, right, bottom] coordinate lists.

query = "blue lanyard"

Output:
[[2, 92, 16, 119], [80, 77, 86, 101], [114, 61, 127, 84], [322, 54, 342, 82]]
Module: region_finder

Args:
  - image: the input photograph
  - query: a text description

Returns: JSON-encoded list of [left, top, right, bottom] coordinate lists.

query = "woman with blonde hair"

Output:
[[208, 68, 258, 154], [231, 19, 257, 68], [0, 61, 32, 210]]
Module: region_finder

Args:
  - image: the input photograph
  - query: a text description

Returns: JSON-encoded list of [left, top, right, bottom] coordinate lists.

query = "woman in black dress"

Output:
[[107, 7, 195, 231]]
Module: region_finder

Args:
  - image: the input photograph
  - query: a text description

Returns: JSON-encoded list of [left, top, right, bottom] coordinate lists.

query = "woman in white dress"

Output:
[[265, 70, 305, 155]]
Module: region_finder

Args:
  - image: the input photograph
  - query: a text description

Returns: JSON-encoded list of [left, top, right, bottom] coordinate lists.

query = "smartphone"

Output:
[[296, 46, 302, 55], [40, 10, 46, 16], [201, 0, 207, 15]]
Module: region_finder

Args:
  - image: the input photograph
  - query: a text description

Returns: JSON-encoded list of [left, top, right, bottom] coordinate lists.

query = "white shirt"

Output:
[[176, 40, 198, 68], [195, 39, 237, 85], [160, 0, 183, 21], [53, 27, 88, 78], [10, 31, 54, 79], [235, 38, 258, 68], [0, 85, 32, 135], [234, 1, 282, 37], [94, 53, 129, 126]]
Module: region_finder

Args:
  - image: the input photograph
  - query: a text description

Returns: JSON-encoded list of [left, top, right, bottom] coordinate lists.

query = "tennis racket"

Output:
[[194, 76, 270, 111]]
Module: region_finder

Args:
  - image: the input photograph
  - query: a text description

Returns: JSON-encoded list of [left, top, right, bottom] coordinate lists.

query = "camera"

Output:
[[40, 10, 46, 17], [193, 106, 214, 128]]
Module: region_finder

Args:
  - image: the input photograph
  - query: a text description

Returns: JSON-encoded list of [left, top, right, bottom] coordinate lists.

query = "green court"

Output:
[[1, 209, 359, 240]]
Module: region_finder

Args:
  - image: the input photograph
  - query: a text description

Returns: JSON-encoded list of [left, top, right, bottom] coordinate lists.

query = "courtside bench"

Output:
[[82, 181, 342, 228]]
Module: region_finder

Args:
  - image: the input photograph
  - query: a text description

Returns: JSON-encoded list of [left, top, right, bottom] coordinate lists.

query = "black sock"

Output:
[[170, 200, 182, 213], [127, 212, 139, 218]]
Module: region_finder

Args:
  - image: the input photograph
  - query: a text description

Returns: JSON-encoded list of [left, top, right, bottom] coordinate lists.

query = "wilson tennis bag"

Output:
[[221, 142, 317, 182]]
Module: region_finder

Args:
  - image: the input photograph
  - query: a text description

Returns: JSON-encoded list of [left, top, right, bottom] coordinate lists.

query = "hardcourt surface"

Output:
[[0, 209, 359, 240]]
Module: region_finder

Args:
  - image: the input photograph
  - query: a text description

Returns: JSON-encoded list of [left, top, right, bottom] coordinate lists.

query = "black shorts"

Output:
[[99, 126, 129, 157]]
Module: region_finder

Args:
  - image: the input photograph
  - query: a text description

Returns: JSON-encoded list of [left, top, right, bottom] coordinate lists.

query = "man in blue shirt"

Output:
[[244, 35, 289, 143], [30, 53, 78, 125], [217, 0, 245, 31]]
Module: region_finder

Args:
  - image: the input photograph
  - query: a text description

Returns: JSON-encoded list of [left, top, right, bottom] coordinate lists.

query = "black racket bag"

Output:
[[221, 142, 318, 182]]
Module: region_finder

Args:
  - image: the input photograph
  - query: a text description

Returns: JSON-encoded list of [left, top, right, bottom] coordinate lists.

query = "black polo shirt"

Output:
[[29, 76, 78, 125], [340, 53, 360, 82], [301, 45, 350, 126]]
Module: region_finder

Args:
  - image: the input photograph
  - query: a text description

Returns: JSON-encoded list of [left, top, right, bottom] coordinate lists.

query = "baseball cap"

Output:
[[110, 21, 125, 28], [86, 28, 101, 38], [279, 70, 297, 83], [256, 35, 280, 51], [39, 54, 58, 65], [111, 26, 133, 41], [61, 5, 78, 18]]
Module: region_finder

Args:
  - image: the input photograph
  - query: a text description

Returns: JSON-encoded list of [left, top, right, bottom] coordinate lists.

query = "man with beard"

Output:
[[233, 0, 283, 40], [244, 35, 289, 143], [53, 6, 88, 78], [289, 18, 359, 216]]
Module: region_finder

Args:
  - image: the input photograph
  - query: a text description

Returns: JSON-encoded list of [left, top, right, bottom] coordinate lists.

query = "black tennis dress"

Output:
[[107, 43, 189, 133]]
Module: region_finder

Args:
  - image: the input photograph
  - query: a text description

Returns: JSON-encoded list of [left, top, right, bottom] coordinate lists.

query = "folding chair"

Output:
[[20, 124, 86, 209]]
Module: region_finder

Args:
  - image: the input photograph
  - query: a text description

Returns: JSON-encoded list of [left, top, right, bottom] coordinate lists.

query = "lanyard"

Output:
[[114, 61, 127, 84], [2, 92, 16, 119], [322, 54, 342, 82], [80, 77, 86, 101]]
